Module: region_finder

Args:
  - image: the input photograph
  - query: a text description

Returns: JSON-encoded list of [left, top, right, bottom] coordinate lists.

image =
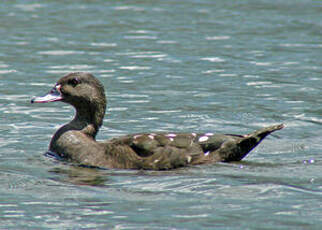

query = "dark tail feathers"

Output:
[[217, 124, 284, 162]]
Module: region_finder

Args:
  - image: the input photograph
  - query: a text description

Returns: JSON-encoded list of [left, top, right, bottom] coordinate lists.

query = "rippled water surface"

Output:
[[1, 0, 322, 229]]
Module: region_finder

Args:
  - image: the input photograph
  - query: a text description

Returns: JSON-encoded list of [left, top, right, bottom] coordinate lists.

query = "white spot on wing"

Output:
[[205, 133, 214, 136], [186, 156, 192, 163], [148, 135, 154, 139], [198, 136, 209, 142], [166, 133, 176, 137], [133, 135, 142, 139], [204, 151, 210, 156], [169, 138, 174, 142]]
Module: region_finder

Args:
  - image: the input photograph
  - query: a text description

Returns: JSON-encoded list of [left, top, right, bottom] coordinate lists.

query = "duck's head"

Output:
[[31, 72, 107, 128]]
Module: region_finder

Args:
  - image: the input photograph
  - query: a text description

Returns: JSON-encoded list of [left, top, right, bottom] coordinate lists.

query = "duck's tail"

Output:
[[214, 124, 285, 162]]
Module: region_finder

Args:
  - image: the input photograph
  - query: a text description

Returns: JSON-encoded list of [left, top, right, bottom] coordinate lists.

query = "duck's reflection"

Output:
[[47, 163, 190, 186], [49, 165, 109, 186]]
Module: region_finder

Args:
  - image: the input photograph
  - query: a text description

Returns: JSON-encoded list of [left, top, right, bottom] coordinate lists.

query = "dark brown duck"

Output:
[[31, 72, 284, 170]]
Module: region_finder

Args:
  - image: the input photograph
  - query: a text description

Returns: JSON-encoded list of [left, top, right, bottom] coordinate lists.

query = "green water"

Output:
[[0, 0, 321, 229]]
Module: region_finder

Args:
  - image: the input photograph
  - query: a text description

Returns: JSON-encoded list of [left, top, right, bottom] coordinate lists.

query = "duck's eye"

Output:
[[68, 78, 80, 87]]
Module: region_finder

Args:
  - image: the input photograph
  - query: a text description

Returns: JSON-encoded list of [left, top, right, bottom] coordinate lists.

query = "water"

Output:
[[0, 0, 321, 229]]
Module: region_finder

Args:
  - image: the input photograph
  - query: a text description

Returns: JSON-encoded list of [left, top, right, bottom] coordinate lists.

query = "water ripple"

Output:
[[90, 42, 117, 47], [205, 36, 230, 40], [119, 66, 151, 70], [14, 4, 44, 12], [38, 50, 84, 55], [200, 57, 225, 62]]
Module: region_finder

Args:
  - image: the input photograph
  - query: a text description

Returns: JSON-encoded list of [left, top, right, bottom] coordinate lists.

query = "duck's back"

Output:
[[103, 132, 243, 170]]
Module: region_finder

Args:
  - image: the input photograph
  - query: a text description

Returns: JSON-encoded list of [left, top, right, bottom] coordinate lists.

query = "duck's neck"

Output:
[[70, 101, 106, 139]]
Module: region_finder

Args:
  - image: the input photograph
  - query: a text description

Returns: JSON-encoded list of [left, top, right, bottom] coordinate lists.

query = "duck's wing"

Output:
[[107, 133, 204, 170]]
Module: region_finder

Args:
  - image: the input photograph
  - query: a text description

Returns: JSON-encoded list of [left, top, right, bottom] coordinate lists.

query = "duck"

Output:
[[31, 72, 284, 170]]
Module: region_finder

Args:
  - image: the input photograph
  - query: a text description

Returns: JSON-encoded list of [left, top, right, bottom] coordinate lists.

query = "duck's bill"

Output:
[[31, 85, 62, 103]]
